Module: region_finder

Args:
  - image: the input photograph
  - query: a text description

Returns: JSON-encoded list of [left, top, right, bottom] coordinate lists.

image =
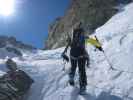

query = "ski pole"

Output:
[[95, 36, 114, 70], [101, 50, 114, 70]]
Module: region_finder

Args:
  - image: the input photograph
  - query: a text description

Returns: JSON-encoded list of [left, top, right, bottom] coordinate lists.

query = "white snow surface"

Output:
[[0, 3, 133, 100]]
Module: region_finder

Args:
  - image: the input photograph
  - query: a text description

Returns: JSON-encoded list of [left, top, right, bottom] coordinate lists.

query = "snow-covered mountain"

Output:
[[1, 2, 133, 100], [0, 36, 36, 59]]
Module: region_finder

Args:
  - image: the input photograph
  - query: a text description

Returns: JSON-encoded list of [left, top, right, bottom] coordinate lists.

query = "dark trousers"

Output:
[[69, 57, 87, 88]]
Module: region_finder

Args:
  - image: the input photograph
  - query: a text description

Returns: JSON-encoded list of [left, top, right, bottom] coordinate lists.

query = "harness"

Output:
[[70, 55, 88, 60]]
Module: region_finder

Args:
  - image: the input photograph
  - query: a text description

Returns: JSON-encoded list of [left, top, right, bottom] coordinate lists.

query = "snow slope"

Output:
[[0, 3, 133, 100]]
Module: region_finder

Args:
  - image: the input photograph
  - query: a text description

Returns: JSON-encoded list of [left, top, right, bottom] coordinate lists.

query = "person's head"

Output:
[[74, 21, 85, 35], [74, 21, 82, 29]]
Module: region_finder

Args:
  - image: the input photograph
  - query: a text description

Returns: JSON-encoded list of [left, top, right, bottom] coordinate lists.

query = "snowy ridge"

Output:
[[0, 3, 133, 100]]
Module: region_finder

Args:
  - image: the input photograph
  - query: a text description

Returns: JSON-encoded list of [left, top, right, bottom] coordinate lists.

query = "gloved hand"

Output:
[[96, 46, 103, 51], [85, 56, 90, 68], [86, 60, 90, 68], [61, 53, 69, 62]]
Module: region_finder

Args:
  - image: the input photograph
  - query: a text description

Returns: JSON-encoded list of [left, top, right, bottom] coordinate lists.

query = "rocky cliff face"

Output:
[[45, 0, 132, 49]]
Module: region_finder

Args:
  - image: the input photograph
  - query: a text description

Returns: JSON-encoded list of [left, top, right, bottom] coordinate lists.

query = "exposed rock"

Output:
[[0, 35, 36, 56], [0, 36, 36, 50], [0, 59, 34, 100], [6, 47, 22, 57]]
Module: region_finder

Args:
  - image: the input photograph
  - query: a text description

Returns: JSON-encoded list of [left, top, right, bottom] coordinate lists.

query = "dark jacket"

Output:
[[64, 28, 88, 58]]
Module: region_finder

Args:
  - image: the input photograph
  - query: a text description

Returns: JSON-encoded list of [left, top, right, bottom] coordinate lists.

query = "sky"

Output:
[[0, 0, 70, 48]]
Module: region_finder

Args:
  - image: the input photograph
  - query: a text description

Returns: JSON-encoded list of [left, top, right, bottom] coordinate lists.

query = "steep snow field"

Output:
[[0, 3, 133, 100]]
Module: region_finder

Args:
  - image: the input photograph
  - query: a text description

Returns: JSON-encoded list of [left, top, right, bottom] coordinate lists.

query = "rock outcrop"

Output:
[[45, 0, 132, 49]]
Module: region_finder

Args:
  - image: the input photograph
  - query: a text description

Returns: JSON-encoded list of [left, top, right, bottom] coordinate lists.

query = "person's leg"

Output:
[[69, 58, 77, 85], [78, 58, 87, 89]]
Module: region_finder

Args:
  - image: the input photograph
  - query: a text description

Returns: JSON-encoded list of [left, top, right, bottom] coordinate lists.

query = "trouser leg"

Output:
[[69, 59, 77, 80], [78, 58, 87, 88]]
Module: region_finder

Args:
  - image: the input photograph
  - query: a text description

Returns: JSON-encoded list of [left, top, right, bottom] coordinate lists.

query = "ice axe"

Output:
[[94, 35, 114, 70], [61, 53, 69, 71]]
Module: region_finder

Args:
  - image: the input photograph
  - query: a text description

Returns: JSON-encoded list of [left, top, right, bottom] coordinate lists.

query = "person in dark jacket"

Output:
[[61, 22, 89, 93]]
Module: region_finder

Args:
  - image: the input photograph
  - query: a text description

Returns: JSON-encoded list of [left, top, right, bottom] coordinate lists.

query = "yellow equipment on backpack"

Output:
[[86, 36, 101, 48]]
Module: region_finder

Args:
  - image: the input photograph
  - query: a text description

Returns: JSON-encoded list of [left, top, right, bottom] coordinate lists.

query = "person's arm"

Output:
[[62, 37, 71, 54], [61, 37, 71, 62]]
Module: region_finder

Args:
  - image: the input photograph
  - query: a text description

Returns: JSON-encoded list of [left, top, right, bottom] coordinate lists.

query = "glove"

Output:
[[85, 56, 90, 68], [61, 53, 69, 62], [86, 60, 90, 68]]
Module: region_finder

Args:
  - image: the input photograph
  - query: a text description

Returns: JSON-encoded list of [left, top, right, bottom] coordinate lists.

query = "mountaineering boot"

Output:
[[79, 86, 86, 95], [69, 77, 75, 86]]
